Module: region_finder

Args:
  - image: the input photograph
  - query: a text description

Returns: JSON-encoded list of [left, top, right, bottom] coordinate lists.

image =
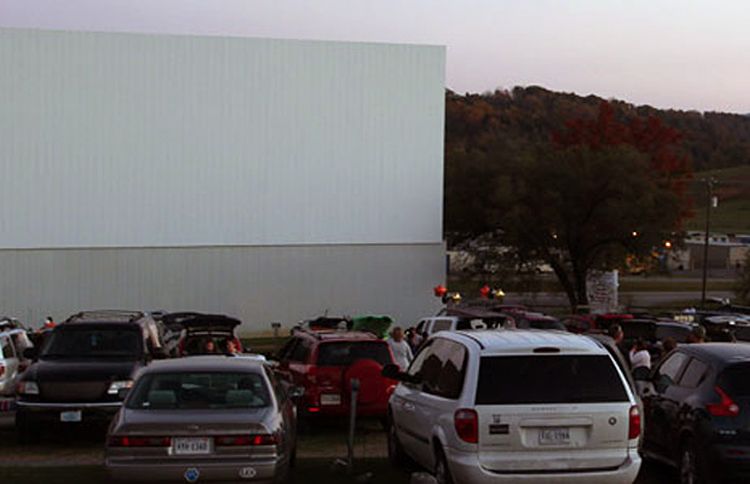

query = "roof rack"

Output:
[[64, 309, 146, 324]]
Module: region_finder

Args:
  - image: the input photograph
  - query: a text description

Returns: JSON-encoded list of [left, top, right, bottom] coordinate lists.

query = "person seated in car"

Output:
[[204, 340, 217, 354], [226, 340, 240, 354]]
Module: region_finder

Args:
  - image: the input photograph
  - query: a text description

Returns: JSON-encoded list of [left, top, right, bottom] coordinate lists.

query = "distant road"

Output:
[[505, 291, 735, 310]]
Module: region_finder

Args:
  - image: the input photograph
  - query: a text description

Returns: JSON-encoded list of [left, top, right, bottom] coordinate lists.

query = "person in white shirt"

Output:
[[388, 326, 413, 370], [629, 338, 651, 373]]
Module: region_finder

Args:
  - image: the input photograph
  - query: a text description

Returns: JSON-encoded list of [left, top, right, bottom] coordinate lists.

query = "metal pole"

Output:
[[347, 378, 360, 473], [701, 178, 714, 308]]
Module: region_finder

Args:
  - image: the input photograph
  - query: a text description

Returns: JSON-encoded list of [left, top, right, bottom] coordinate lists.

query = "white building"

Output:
[[0, 28, 446, 331]]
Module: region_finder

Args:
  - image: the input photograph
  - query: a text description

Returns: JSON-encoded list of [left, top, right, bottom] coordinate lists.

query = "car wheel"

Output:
[[680, 439, 710, 484], [387, 417, 412, 469], [434, 446, 454, 484]]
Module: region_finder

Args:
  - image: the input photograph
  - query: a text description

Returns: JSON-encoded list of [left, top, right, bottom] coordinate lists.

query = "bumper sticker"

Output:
[[184, 467, 200, 483]]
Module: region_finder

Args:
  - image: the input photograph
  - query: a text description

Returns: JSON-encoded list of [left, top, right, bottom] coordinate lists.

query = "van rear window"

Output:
[[475, 355, 629, 405], [719, 363, 750, 397]]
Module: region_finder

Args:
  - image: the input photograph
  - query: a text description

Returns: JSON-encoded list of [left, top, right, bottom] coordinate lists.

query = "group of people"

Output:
[[201, 338, 240, 355], [607, 323, 706, 377]]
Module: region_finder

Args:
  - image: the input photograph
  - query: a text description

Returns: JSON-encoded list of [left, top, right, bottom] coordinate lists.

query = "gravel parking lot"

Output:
[[0, 412, 676, 483]]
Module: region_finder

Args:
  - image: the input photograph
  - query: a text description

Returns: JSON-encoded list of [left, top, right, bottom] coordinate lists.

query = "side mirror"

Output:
[[23, 347, 38, 360]]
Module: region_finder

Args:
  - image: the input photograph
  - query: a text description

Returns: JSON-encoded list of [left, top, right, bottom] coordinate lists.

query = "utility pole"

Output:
[[700, 178, 717, 308]]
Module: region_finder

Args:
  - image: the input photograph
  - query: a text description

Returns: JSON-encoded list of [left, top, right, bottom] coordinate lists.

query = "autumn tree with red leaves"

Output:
[[495, 102, 692, 308]]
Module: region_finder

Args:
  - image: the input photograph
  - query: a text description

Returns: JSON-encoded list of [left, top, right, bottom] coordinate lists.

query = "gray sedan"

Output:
[[105, 356, 297, 483]]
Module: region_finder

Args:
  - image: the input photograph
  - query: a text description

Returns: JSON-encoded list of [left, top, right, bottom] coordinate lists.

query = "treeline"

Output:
[[446, 86, 750, 172]]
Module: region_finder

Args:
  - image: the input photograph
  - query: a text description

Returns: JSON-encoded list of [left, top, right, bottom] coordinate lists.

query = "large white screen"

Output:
[[0, 29, 444, 249]]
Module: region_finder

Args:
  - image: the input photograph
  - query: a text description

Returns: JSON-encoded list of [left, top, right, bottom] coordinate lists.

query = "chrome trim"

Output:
[[16, 401, 122, 409]]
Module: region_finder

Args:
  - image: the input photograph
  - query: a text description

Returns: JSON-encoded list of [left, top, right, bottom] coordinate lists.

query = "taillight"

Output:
[[454, 409, 479, 444], [628, 405, 641, 440], [707, 386, 740, 417], [108, 436, 171, 447], [215, 434, 278, 446]]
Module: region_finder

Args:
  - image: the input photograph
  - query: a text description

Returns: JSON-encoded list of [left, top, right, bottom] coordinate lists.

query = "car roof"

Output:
[[449, 329, 607, 355], [296, 330, 381, 342], [140, 355, 265, 374], [678, 343, 750, 366]]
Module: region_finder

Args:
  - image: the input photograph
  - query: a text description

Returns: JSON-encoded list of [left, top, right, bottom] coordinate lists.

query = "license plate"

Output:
[[538, 427, 570, 445], [173, 437, 212, 455], [320, 393, 341, 406], [60, 410, 82, 422]]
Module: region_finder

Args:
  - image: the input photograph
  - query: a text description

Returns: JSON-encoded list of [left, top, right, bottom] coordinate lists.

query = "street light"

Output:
[[701, 178, 717, 309]]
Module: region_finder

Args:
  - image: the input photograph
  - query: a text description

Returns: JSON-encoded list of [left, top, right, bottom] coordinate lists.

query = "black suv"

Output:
[[15, 310, 168, 442], [639, 343, 750, 483]]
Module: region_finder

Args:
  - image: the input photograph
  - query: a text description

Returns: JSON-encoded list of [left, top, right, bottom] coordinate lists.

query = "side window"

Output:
[[679, 358, 709, 388], [657, 352, 689, 386], [437, 340, 468, 399], [277, 338, 298, 361], [408, 340, 434, 378], [289, 339, 312, 363], [1, 337, 14, 359], [432, 319, 453, 334], [416, 320, 427, 335], [264, 366, 287, 406]]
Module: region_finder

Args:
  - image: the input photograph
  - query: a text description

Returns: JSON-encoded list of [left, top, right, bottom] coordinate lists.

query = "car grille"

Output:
[[40, 381, 109, 402]]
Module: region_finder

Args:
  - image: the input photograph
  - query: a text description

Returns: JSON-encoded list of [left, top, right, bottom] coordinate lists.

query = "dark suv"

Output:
[[15, 310, 167, 442], [640, 343, 750, 483]]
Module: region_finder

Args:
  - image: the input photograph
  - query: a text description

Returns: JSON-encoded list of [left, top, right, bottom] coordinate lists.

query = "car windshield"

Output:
[[316, 341, 392, 367], [475, 355, 630, 405], [127, 372, 271, 410], [41, 327, 142, 359]]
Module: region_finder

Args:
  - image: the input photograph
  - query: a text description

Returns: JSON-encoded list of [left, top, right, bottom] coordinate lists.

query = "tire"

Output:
[[387, 416, 412, 469], [680, 439, 712, 484], [434, 445, 454, 484]]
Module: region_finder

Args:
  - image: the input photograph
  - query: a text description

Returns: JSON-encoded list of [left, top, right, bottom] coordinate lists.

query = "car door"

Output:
[[662, 356, 710, 460], [391, 339, 436, 466], [643, 351, 690, 456]]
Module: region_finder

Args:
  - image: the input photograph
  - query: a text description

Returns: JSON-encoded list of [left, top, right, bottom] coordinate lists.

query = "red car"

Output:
[[275, 329, 396, 419]]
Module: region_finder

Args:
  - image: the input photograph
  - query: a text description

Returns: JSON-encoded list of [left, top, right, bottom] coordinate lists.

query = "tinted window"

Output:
[[433, 339, 467, 399], [407, 339, 434, 377], [289, 339, 312, 362], [655, 325, 691, 343], [475, 355, 629, 405], [316, 342, 391, 367], [127, 372, 270, 410], [277, 338, 298, 360], [622, 322, 656, 341], [718, 363, 750, 397], [432, 320, 453, 333], [42, 327, 142, 359], [657, 352, 689, 385], [679, 358, 708, 388], [0, 337, 14, 359]]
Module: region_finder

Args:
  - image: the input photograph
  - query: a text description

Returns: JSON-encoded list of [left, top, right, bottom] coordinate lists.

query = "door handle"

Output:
[[403, 402, 416, 412]]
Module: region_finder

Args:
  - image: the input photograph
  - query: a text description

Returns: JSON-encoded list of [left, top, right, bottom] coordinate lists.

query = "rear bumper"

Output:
[[445, 447, 641, 484], [16, 401, 120, 426], [105, 457, 283, 482], [707, 444, 750, 479]]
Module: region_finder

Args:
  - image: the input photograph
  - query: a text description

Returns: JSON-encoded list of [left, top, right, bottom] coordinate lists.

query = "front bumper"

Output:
[[445, 447, 641, 484], [105, 457, 283, 482]]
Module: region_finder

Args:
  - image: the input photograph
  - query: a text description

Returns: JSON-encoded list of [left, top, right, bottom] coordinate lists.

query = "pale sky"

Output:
[[2, 0, 749, 113]]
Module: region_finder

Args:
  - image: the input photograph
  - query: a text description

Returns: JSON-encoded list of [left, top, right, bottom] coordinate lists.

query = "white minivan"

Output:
[[384, 330, 641, 484]]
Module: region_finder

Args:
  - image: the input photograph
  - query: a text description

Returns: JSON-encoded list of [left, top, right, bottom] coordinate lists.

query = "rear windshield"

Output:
[[719, 364, 750, 397], [316, 341, 392, 367], [41, 327, 142, 359], [127, 372, 270, 410], [476, 355, 629, 405]]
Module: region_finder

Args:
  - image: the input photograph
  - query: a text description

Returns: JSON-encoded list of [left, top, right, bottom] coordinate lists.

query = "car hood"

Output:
[[24, 358, 140, 382]]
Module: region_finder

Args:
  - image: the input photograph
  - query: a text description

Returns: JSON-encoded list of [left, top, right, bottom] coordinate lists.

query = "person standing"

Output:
[[388, 327, 413, 370]]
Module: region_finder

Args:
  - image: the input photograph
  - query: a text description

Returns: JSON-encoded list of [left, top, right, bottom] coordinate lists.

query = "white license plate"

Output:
[[320, 393, 341, 406], [60, 410, 82, 422], [173, 437, 212, 455], [538, 427, 570, 445]]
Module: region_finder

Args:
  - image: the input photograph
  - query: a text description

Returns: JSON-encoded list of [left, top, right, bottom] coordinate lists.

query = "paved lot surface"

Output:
[[0, 411, 676, 483]]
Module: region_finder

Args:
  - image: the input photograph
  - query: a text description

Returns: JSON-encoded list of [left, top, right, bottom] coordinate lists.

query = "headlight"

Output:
[[108, 380, 134, 395], [17, 381, 39, 395]]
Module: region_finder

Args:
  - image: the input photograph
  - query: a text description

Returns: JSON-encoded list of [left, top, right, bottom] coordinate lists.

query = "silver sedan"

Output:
[[105, 356, 297, 483]]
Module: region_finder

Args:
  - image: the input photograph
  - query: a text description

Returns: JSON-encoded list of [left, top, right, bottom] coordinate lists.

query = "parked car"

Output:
[[15, 310, 168, 442], [0, 329, 34, 396], [160, 312, 244, 357], [639, 343, 750, 483], [274, 329, 396, 419], [106, 356, 297, 482], [562, 313, 635, 334], [384, 330, 641, 484]]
